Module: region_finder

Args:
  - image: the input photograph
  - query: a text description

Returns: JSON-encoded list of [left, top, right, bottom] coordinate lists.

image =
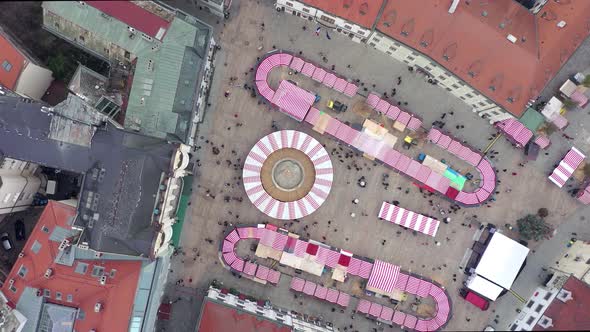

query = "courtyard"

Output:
[[159, 1, 581, 331]]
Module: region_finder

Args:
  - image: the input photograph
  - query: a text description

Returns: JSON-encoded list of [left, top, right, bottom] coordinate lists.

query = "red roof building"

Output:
[[533, 277, 590, 331], [1, 201, 143, 331], [0, 32, 26, 90], [301, 0, 384, 29], [295, 0, 590, 117], [85, 1, 171, 40], [0, 28, 53, 100], [197, 299, 292, 332]]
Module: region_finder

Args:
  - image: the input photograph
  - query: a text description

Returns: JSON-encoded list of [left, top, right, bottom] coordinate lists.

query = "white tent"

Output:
[[466, 275, 504, 301], [475, 232, 529, 290]]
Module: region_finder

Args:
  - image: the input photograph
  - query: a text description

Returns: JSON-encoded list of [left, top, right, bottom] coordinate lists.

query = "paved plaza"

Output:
[[159, 1, 589, 331]]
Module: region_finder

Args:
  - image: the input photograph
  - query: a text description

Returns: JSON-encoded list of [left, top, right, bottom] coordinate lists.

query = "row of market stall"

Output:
[[221, 228, 282, 285], [366, 92, 423, 132], [378, 202, 440, 237], [548, 147, 585, 188], [426, 128, 496, 205], [254, 51, 497, 206], [219, 224, 453, 331], [290, 277, 351, 307], [243, 130, 333, 219], [255, 51, 358, 122], [356, 273, 450, 332]]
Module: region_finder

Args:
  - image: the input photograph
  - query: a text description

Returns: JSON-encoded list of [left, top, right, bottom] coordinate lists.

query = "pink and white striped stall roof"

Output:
[[549, 147, 585, 188], [379, 202, 440, 237], [333, 78, 348, 93], [289, 57, 304, 71], [312, 67, 327, 82], [322, 73, 338, 88], [367, 260, 401, 294], [343, 82, 358, 97], [271, 80, 315, 122], [301, 62, 316, 77], [366, 92, 380, 109], [534, 135, 550, 149], [244, 131, 333, 219]]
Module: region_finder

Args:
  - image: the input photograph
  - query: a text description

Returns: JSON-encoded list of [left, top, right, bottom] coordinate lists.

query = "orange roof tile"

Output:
[[302, 0, 590, 117], [302, 0, 384, 29], [0, 33, 26, 90], [1, 201, 142, 331], [197, 299, 292, 332], [533, 277, 590, 331]]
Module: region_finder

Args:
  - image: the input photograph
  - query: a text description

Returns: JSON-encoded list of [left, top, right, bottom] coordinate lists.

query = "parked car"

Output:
[[327, 99, 347, 112], [460, 288, 490, 310], [1, 233, 13, 251], [15, 219, 25, 241]]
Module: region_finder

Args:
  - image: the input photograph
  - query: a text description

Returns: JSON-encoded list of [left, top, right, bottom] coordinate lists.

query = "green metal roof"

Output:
[[519, 107, 545, 132], [42, 1, 211, 142]]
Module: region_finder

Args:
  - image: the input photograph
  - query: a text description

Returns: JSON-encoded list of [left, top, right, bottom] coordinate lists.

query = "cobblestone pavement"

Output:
[[158, 1, 587, 331]]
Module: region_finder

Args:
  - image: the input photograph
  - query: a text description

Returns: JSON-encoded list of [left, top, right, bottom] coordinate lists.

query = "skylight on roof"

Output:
[[31, 240, 42, 254]]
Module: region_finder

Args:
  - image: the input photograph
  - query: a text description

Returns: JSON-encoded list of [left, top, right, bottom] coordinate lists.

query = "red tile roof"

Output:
[[302, 0, 384, 29], [0, 32, 26, 90], [197, 299, 292, 332], [302, 0, 590, 117], [534, 277, 590, 331], [1, 201, 142, 332], [375, 0, 590, 117], [85, 1, 171, 39]]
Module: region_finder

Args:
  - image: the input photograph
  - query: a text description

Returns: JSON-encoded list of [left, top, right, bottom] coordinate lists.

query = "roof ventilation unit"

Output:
[[44, 269, 53, 278], [94, 302, 102, 312], [506, 34, 517, 43], [99, 276, 107, 285], [58, 239, 70, 251], [537, 316, 553, 329], [557, 289, 573, 302]]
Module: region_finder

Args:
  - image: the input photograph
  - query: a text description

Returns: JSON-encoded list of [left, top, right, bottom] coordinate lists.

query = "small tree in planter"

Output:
[[516, 214, 552, 241]]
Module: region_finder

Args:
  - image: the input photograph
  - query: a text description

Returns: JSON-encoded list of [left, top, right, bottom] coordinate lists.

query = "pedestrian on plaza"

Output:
[[315, 26, 321, 36]]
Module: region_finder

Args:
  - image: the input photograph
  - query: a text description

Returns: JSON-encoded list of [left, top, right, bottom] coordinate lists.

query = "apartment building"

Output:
[[0, 158, 42, 216], [275, 0, 590, 124], [42, 1, 217, 146]]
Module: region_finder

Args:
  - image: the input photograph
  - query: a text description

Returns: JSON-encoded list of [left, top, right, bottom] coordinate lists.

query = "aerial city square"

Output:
[[0, 0, 589, 331]]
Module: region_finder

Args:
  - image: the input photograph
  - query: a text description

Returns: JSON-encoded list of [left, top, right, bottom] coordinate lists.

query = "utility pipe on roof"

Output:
[[448, 0, 460, 14]]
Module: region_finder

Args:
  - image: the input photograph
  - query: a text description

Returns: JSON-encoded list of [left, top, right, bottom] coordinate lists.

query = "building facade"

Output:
[[0, 158, 42, 216], [510, 240, 590, 330], [276, 0, 371, 43], [41, 1, 217, 146], [0, 28, 54, 101], [198, 284, 336, 332], [274, 0, 590, 125], [197, 0, 232, 19]]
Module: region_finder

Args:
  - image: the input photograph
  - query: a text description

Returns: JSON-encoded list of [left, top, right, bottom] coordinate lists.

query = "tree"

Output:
[[537, 208, 549, 218], [516, 214, 552, 241], [583, 75, 590, 88], [47, 52, 67, 81]]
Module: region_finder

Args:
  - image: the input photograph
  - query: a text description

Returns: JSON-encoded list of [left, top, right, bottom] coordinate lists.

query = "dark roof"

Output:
[[196, 298, 292, 332], [0, 95, 176, 256], [534, 277, 590, 331]]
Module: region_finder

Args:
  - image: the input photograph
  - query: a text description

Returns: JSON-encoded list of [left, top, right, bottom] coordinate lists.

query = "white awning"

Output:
[[466, 275, 504, 301], [475, 232, 529, 289]]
